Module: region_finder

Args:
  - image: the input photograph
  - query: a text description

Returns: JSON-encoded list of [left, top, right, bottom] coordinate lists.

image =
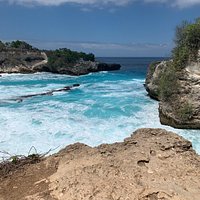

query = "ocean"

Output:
[[0, 57, 200, 158]]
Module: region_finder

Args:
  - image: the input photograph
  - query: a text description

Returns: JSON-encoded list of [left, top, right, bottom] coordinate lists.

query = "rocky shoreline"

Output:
[[0, 44, 121, 76], [0, 128, 199, 200]]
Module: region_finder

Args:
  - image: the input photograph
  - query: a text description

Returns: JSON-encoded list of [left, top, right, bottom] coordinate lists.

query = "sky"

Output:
[[0, 0, 200, 57]]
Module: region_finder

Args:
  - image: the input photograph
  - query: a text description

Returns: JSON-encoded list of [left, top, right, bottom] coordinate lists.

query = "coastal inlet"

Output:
[[0, 58, 200, 158]]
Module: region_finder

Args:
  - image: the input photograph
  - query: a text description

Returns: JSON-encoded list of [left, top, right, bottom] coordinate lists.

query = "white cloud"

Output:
[[26, 40, 171, 57], [172, 0, 200, 8], [3, 0, 132, 6], [1, 0, 200, 8], [145, 0, 200, 8]]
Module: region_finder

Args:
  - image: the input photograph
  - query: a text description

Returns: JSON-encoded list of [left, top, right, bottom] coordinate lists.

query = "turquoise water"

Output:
[[0, 57, 200, 157]]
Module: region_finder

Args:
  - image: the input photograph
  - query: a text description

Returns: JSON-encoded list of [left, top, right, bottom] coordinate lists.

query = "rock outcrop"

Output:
[[36, 60, 121, 76], [0, 128, 200, 200], [145, 61, 169, 100], [0, 47, 121, 76], [145, 58, 200, 129], [0, 49, 47, 73], [6, 84, 80, 102], [159, 60, 200, 129], [145, 19, 200, 129]]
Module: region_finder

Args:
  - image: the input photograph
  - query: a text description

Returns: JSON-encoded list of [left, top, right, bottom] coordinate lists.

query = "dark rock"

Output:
[[6, 84, 80, 102], [97, 63, 121, 71]]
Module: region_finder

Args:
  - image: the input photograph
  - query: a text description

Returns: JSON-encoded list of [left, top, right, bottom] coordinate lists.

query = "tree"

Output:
[[10, 40, 33, 50], [172, 18, 200, 69], [0, 41, 5, 50]]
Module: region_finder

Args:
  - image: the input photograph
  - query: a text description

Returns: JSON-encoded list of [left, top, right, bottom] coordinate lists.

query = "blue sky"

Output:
[[0, 0, 200, 57]]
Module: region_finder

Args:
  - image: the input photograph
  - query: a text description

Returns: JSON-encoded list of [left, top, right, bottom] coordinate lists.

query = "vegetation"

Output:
[[46, 48, 95, 68], [178, 102, 193, 121], [149, 61, 161, 75], [0, 41, 5, 50], [172, 18, 200, 69], [1, 40, 35, 50], [159, 65, 178, 101], [0, 146, 52, 179], [10, 40, 34, 50], [0, 40, 95, 68], [0, 152, 41, 178], [157, 18, 200, 101]]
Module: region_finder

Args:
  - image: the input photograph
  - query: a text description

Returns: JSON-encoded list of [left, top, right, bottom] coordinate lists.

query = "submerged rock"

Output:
[[11, 84, 80, 102], [0, 128, 200, 200]]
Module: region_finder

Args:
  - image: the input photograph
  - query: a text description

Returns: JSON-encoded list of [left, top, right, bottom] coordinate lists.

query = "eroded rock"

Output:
[[0, 128, 199, 200]]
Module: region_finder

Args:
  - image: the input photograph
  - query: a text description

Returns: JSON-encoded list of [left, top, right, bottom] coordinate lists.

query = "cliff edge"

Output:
[[145, 58, 200, 129], [0, 128, 200, 200], [145, 19, 200, 129]]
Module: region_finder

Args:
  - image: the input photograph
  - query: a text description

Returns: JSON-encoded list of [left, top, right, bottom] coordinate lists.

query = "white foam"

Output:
[[0, 73, 200, 159]]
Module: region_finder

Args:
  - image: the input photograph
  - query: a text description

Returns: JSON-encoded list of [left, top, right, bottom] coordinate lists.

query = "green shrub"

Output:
[[172, 18, 200, 69], [172, 46, 189, 70], [178, 102, 193, 121], [159, 65, 178, 101], [0, 41, 5, 50], [10, 40, 33, 50], [46, 48, 95, 68], [149, 61, 161, 75]]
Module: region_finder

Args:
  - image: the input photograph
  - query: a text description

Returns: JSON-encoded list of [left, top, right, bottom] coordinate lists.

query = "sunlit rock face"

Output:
[[0, 48, 121, 76], [145, 57, 200, 129]]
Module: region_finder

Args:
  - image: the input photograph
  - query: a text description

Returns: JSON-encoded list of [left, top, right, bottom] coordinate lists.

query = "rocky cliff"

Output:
[[159, 59, 200, 129], [145, 55, 200, 129], [0, 128, 200, 200], [0, 49, 48, 73], [145, 19, 200, 129], [0, 42, 121, 75], [36, 59, 121, 76], [145, 61, 169, 100]]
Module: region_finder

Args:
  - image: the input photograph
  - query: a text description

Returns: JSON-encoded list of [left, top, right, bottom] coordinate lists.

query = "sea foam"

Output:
[[0, 72, 200, 159]]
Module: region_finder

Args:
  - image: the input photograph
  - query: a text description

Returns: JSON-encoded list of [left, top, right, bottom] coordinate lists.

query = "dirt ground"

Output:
[[0, 128, 200, 200]]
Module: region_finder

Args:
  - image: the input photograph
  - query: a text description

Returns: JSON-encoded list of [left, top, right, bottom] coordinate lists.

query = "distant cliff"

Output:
[[145, 19, 200, 129], [0, 41, 121, 75]]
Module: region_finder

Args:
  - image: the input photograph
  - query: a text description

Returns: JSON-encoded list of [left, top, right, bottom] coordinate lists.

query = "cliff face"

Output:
[[0, 49, 47, 73], [36, 60, 121, 76], [0, 128, 200, 200], [145, 56, 200, 129], [145, 61, 169, 100], [0, 48, 121, 75], [159, 60, 200, 129]]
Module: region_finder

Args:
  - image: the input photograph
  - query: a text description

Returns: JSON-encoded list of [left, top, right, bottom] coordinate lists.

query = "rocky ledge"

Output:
[[37, 60, 121, 76], [0, 128, 200, 200]]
